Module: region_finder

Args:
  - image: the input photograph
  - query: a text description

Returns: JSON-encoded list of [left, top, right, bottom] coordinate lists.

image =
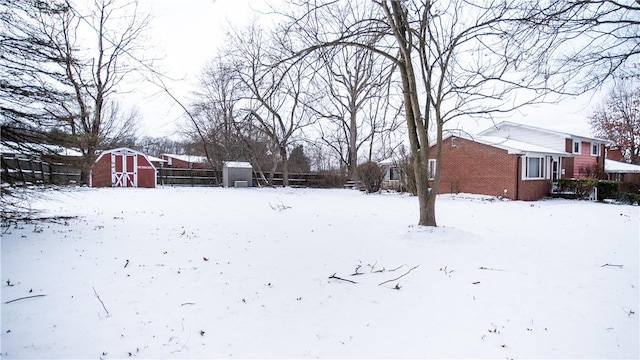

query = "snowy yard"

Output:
[[1, 187, 638, 359]]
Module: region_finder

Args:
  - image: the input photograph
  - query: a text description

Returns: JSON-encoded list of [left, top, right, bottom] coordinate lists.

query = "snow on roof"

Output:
[[473, 135, 570, 155], [162, 153, 208, 164], [479, 121, 612, 144], [441, 131, 570, 156], [1, 141, 83, 157], [147, 155, 167, 163], [605, 159, 640, 174], [223, 161, 252, 169]]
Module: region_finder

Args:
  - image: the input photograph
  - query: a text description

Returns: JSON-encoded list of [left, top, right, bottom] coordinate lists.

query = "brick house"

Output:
[[428, 121, 610, 200]]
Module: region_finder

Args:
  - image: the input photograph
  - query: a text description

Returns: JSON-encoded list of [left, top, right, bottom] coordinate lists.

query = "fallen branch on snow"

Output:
[[601, 263, 623, 268], [93, 286, 110, 316], [478, 266, 506, 272], [378, 265, 420, 286], [329, 273, 358, 284], [4, 294, 47, 304]]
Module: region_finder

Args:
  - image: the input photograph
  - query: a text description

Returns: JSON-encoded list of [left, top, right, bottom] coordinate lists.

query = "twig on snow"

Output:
[[4, 294, 47, 304], [329, 273, 358, 284], [601, 263, 624, 268], [93, 286, 110, 316], [479, 266, 506, 272], [378, 265, 420, 286], [180, 302, 195, 306]]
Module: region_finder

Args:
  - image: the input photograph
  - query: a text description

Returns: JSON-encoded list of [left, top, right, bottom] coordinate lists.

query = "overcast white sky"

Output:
[[126, 0, 604, 140]]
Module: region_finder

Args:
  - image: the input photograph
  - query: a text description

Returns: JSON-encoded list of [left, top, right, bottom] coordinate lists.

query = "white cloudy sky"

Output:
[[123, 0, 605, 140]]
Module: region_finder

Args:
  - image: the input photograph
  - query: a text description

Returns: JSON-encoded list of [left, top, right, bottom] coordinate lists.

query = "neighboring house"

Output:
[[428, 121, 610, 200], [478, 121, 609, 179], [160, 154, 212, 169], [605, 159, 640, 183]]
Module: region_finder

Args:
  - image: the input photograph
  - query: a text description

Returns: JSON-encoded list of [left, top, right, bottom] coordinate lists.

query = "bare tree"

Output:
[[1, 0, 73, 219], [277, 0, 622, 226], [590, 83, 640, 164], [189, 58, 245, 170], [533, 1, 640, 83], [42, 0, 151, 185], [311, 37, 398, 179], [228, 22, 318, 186], [0, 0, 71, 148]]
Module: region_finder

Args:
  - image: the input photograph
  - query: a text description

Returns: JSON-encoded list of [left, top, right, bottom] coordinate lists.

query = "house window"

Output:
[[573, 140, 581, 154], [524, 156, 545, 179], [428, 159, 436, 180], [389, 167, 400, 181], [451, 137, 458, 147], [590, 142, 599, 156]]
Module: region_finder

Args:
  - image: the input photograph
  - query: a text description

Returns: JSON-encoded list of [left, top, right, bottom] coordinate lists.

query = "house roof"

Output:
[[162, 153, 208, 164], [147, 155, 168, 163], [1, 141, 84, 157], [478, 121, 612, 144], [605, 159, 640, 174], [441, 131, 570, 156]]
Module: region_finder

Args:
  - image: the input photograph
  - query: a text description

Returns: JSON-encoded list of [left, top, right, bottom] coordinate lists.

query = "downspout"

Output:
[[515, 156, 520, 200]]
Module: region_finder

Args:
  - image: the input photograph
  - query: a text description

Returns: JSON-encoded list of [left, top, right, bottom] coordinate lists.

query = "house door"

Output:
[[111, 151, 137, 187], [552, 159, 559, 181]]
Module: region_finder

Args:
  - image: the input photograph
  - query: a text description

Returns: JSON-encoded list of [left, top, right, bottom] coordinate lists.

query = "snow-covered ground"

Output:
[[1, 187, 638, 359]]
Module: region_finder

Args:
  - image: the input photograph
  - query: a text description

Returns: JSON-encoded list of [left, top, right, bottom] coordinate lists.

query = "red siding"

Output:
[[91, 149, 156, 188], [136, 155, 156, 188], [573, 141, 599, 178], [91, 154, 112, 187]]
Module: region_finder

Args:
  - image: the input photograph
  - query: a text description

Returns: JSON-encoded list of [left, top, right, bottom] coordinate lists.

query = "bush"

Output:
[[356, 161, 385, 193], [597, 180, 620, 201], [319, 170, 347, 188], [556, 178, 598, 199]]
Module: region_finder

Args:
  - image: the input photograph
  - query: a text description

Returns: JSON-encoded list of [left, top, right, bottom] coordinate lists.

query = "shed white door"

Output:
[[111, 150, 138, 187]]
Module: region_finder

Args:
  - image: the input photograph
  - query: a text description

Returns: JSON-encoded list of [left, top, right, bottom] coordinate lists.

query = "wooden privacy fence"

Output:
[[2, 158, 339, 189], [1, 157, 81, 185], [157, 168, 221, 186], [157, 168, 328, 188]]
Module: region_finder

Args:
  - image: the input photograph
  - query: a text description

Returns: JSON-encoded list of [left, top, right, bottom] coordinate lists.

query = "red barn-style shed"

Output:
[[91, 148, 157, 188]]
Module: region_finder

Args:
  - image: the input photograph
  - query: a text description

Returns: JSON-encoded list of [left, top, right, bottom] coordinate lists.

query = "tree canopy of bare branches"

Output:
[[590, 83, 640, 164], [41, 0, 151, 184], [272, 0, 638, 226]]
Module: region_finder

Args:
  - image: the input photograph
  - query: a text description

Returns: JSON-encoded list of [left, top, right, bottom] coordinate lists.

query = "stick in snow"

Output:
[[4, 294, 47, 304], [93, 286, 110, 315], [329, 273, 358, 284], [601, 263, 623, 268], [378, 265, 420, 286]]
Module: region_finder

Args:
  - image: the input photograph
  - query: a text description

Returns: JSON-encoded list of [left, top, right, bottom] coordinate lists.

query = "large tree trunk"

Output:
[[348, 107, 358, 179], [386, 0, 436, 226], [280, 145, 289, 187]]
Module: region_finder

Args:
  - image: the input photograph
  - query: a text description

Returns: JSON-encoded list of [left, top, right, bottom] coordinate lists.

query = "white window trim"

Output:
[[590, 142, 599, 156], [522, 156, 546, 180], [428, 159, 436, 180], [573, 140, 581, 154]]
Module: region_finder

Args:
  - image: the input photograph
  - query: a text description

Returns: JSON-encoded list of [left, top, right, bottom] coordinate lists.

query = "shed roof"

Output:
[[605, 159, 640, 174], [223, 161, 252, 169]]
